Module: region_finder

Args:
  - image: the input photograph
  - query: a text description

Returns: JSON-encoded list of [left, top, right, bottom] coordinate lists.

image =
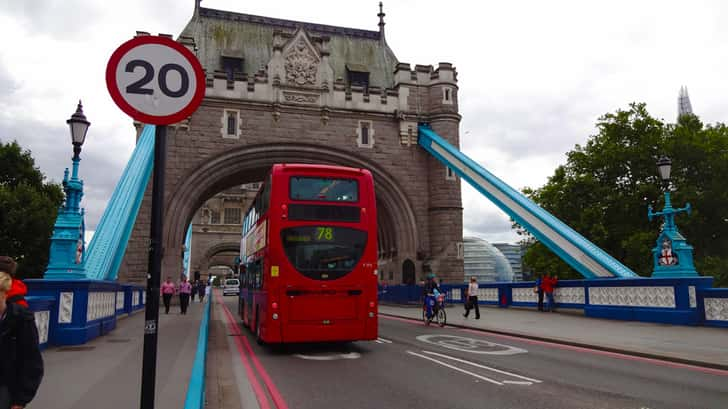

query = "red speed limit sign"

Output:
[[105, 35, 205, 125]]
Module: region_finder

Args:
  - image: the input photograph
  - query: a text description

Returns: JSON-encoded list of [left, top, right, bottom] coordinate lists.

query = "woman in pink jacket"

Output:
[[160, 277, 176, 314], [178, 277, 192, 315]]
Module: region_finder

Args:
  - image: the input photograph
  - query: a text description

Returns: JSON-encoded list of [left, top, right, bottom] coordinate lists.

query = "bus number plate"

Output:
[[322, 320, 331, 325]]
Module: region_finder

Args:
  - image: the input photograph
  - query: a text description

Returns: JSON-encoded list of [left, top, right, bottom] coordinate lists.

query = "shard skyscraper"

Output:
[[677, 86, 693, 119]]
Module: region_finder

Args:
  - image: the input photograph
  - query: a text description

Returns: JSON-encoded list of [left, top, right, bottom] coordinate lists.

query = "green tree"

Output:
[[0, 141, 64, 278], [519, 103, 728, 287]]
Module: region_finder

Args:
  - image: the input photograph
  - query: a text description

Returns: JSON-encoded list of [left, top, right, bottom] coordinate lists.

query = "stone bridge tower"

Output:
[[118, 3, 464, 285]]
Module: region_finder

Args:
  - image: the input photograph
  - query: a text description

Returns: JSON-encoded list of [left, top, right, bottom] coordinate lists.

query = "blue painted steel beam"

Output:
[[184, 296, 211, 409], [418, 125, 639, 279], [84, 125, 156, 280]]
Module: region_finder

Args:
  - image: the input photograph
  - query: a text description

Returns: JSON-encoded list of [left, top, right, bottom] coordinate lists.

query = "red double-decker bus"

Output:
[[238, 164, 378, 343]]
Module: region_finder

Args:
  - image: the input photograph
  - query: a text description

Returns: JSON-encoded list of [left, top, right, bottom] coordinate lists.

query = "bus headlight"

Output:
[[374, 269, 378, 276], [368, 312, 375, 318], [272, 313, 279, 320]]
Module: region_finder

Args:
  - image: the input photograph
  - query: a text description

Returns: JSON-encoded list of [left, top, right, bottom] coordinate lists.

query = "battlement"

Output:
[[204, 68, 412, 114], [394, 62, 458, 85]]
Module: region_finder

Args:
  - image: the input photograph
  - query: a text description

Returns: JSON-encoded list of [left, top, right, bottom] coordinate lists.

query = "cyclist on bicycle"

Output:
[[423, 275, 441, 321]]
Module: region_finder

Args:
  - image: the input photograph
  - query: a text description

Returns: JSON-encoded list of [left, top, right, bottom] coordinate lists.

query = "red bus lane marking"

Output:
[[216, 293, 272, 409], [380, 314, 728, 377], [218, 294, 290, 409]]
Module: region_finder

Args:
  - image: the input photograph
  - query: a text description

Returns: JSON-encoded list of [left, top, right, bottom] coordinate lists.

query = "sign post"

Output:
[[106, 35, 204, 409]]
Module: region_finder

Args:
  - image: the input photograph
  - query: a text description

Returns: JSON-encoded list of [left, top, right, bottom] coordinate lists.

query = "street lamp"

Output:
[[67, 100, 90, 161], [656, 155, 672, 187], [44, 101, 91, 279], [647, 155, 698, 278]]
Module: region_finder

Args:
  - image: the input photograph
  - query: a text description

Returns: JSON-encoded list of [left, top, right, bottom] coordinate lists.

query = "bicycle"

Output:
[[422, 293, 447, 327]]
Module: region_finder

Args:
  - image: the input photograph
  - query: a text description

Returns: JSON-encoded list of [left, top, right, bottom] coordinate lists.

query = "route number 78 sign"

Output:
[[105, 35, 205, 125]]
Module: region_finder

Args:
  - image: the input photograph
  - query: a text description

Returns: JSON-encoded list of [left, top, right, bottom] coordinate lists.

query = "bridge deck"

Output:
[[379, 304, 728, 369], [34, 299, 205, 409]]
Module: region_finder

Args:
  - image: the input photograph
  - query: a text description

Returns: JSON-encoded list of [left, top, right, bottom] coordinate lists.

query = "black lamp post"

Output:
[[67, 100, 90, 162], [656, 155, 672, 189]]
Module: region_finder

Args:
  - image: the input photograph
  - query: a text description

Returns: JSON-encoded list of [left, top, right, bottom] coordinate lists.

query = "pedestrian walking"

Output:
[[542, 273, 559, 312], [161, 277, 175, 314], [535, 273, 545, 312], [0, 257, 28, 309], [0, 270, 44, 409], [198, 279, 206, 303], [178, 277, 192, 314], [463, 276, 480, 319], [190, 280, 197, 302]]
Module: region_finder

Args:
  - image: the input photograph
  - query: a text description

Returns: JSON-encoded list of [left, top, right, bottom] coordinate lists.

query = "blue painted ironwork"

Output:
[[648, 190, 698, 277], [85, 125, 156, 280], [183, 224, 192, 278], [184, 295, 211, 409], [45, 154, 87, 279], [418, 125, 639, 279]]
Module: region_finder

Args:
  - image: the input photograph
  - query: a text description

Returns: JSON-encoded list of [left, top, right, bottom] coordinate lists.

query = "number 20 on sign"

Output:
[[105, 35, 205, 125]]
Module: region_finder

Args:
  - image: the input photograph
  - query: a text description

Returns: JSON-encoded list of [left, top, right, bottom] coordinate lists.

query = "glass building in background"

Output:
[[463, 237, 514, 282], [492, 243, 524, 281]]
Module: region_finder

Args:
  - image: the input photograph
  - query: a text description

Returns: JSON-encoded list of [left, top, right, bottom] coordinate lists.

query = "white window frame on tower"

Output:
[[446, 166, 457, 181], [356, 120, 375, 148], [221, 109, 240, 139], [442, 87, 454, 105]]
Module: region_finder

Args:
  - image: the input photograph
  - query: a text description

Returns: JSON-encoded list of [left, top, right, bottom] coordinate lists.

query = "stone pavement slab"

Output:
[[31, 299, 205, 409], [379, 304, 728, 369]]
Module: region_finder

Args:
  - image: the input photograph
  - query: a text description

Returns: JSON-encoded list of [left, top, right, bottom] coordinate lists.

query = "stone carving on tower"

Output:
[[285, 38, 318, 86]]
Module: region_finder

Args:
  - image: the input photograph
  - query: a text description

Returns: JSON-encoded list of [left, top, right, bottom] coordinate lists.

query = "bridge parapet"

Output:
[[379, 277, 723, 327], [25, 280, 145, 346]]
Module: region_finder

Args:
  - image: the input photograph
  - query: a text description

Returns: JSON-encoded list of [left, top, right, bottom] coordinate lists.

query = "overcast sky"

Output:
[[1, 0, 726, 245]]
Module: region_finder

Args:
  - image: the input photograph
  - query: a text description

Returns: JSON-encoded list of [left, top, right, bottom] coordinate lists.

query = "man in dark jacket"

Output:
[[0, 271, 44, 408]]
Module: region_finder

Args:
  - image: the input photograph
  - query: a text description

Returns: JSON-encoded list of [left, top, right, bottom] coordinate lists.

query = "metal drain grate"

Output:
[[58, 345, 96, 352]]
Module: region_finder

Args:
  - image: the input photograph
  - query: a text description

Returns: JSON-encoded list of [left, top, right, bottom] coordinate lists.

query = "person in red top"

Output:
[[0, 256, 28, 308], [541, 273, 559, 312]]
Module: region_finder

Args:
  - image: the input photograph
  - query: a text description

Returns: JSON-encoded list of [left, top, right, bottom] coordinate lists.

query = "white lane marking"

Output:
[[377, 337, 392, 344], [422, 350, 542, 383], [503, 381, 533, 385], [416, 334, 528, 355], [375, 340, 384, 344], [406, 351, 503, 386], [294, 352, 361, 361]]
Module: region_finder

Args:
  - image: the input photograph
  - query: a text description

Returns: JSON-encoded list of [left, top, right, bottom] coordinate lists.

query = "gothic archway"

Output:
[[161, 142, 420, 277]]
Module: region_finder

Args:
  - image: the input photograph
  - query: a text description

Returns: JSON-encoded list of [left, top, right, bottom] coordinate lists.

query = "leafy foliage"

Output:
[[519, 103, 728, 287], [0, 141, 64, 278]]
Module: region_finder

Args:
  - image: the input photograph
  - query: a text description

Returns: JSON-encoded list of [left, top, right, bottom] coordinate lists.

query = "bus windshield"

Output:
[[281, 226, 367, 280], [290, 177, 358, 202]]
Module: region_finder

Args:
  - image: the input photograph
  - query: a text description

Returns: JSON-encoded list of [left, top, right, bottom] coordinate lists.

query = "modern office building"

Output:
[[493, 243, 524, 281], [463, 237, 513, 283]]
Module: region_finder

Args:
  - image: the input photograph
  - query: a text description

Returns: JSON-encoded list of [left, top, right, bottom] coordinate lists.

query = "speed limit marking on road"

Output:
[[105, 35, 205, 125]]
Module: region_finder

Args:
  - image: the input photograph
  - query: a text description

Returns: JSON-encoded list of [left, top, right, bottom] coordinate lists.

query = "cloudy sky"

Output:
[[1, 0, 726, 245]]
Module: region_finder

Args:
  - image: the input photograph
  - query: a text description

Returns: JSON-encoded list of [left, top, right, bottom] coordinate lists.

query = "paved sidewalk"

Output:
[[31, 300, 205, 409], [379, 304, 728, 369]]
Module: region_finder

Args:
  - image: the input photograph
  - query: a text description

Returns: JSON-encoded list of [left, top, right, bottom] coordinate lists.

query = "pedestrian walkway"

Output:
[[379, 304, 728, 369], [32, 299, 205, 409]]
